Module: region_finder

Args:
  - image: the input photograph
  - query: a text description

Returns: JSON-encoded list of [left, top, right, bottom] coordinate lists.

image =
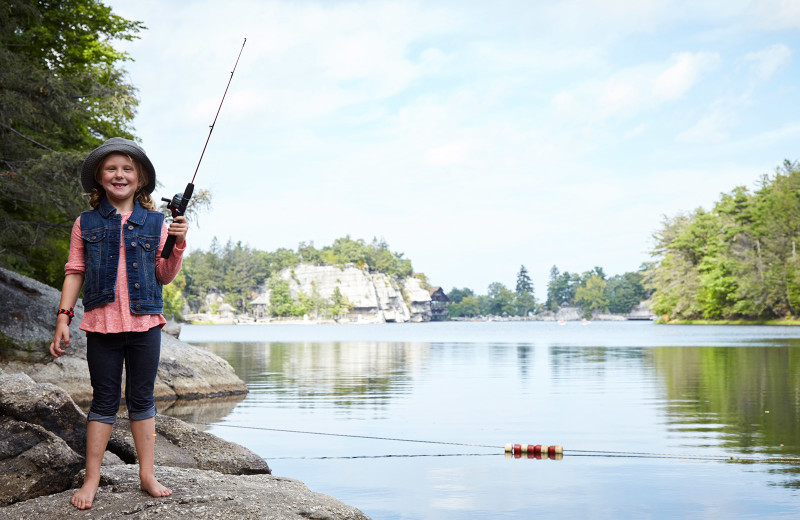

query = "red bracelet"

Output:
[[56, 307, 75, 325]]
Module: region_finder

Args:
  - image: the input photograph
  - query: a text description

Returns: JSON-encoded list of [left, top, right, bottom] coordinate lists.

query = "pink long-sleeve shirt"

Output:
[[65, 211, 186, 333]]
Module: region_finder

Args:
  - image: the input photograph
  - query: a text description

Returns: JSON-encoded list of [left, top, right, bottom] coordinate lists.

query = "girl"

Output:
[[50, 137, 188, 510]]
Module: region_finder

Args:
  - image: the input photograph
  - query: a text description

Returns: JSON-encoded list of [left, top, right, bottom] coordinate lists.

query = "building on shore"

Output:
[[428, 286, 449, 321]]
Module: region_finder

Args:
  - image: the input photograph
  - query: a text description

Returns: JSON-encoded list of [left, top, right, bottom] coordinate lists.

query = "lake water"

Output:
[[172, 321, 800, 519]]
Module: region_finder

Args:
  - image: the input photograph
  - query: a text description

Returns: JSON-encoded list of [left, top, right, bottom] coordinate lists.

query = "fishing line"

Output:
[[191, 421, 498, 449], [190, 421, 800, 463], [269, 453, 499, 460]]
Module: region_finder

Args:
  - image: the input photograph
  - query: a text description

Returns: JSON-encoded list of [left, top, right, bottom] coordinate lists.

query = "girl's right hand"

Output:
[[50, 320, 70, 357]]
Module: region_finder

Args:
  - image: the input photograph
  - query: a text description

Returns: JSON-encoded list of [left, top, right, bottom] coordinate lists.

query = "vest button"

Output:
[[145, 243, 151, 249], [132, 262, 138, 269], [91, 235, 96, 240], [131, 241, 136, 248], [128, 225, 134, 230], [135, 304, 141, 311], [134, 283, 140, 289]]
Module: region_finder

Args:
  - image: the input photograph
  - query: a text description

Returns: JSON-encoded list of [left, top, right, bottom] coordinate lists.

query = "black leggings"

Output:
[[86, 326, 161, 423]]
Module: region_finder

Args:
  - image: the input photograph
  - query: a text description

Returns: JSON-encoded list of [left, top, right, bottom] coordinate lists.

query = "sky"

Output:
[[106, 0, 800, 295]]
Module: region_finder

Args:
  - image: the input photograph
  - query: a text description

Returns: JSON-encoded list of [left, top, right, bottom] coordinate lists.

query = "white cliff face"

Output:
[[271, 264, 431, 323], [402, 277, 432, 322]]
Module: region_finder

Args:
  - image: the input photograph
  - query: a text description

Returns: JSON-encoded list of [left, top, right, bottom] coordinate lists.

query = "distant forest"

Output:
[[169, 238, 648, 321], [446, 265, 648, 319]]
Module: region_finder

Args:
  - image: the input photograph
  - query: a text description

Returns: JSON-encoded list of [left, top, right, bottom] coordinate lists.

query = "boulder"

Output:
[[108, 415, 271, 475], [0, 373, 87, 454], [0, 416, 83, 506], [0, 464, 371, 520], [0, 267, 247, 404], [0, 267, 85, 363]]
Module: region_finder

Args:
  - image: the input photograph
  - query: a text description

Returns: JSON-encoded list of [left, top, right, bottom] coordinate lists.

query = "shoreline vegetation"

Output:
[[658, 318, 800, 326]]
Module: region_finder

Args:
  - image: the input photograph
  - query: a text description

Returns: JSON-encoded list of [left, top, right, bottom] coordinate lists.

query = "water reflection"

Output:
[[199, 341, 429, 414], [176, 329, 800, 515], [652, 346, 800, 456], [160, 394, 244, 427]]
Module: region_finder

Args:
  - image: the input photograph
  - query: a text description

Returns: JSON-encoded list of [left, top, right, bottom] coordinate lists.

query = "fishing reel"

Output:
[[160, 182, 194, 259], [162, 192, 187, 220]]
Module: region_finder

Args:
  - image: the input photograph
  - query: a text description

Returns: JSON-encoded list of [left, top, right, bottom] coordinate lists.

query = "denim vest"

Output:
[[80, 198, 164, 314]]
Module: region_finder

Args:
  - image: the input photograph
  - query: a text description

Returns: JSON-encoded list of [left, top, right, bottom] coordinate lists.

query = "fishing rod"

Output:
[[161, 37, 247, 258]]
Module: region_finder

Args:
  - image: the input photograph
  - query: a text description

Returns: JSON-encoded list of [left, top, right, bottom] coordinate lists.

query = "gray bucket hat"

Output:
[[80, 137, 156, 194]]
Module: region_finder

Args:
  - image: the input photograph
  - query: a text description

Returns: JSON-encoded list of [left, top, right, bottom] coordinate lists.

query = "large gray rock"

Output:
[[0, 267, 85, 363], [109, 415, 271, 475], [0, 464, 371, 520], [0, 373, 87, 454], [0, 416, 83, 506], [0, 267, 247, 403]]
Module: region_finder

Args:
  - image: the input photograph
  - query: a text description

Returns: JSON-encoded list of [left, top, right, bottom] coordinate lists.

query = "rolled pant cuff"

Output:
[[129, 404, 157, 421], [87, 411, 117, 424]]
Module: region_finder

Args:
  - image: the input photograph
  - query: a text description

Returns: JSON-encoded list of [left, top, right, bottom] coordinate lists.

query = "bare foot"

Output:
[[71, 481, 99, 510], [140, 476, 172, 498]]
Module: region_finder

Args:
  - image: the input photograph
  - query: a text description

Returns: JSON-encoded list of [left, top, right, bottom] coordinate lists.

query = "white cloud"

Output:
[[676, 112, 729, 144], [747, 0, 800, 29], [742, 44, 793, 82], [653, 52, 719, 99], [425, 140, 471, 166], [552, 51, 719, 122]]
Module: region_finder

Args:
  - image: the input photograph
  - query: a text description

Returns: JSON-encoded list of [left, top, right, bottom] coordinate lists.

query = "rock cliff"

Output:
[[257, 264, 432, 323]]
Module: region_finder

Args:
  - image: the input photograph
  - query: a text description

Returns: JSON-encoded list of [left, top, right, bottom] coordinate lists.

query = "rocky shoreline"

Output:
[[0, 267, 370, 519]]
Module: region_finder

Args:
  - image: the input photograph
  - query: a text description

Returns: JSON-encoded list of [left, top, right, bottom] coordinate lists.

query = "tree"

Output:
[[547, 269, 580, 310], [450, 295, 481, 317], [514, 265, 535, 316], [485, 282, 516, 316], [605, 271, 647, 314], [447, 287, 474, 304], [0, 0, 144, 287], [268, 278, 295, 317], [575, 275, 608, 317], [327, 286, 352, 319]]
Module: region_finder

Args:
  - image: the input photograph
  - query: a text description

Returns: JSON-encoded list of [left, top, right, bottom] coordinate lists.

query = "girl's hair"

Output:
[[88, 153, 156, 210]]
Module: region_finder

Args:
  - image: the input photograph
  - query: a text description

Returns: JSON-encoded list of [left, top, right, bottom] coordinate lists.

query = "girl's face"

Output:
[[99, 153, 141, 206]]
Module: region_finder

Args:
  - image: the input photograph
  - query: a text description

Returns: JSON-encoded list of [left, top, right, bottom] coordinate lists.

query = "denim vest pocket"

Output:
[[136, 235, 159, 299], [82, 228, 107, 296]]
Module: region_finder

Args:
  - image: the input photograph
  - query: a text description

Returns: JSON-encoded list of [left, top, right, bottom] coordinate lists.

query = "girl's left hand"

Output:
[[168, 215, 188, 246]]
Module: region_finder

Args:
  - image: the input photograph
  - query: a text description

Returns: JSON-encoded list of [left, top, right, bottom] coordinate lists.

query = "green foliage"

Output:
[[0, 0, 143, 288], [267, 278, 295, 317], [485, 282, 516, 316], [162, 283, 184, 322], [447, 287, 474, 304], [515, 265, 535, 316], [574, 275, 608, 317], [647, 160, 800, 320], [606, 271, 647, 314], [327, 286, 353, 318], [449, 294, 481, 317], [449, 264, 646, 319], [545, 267, 580, 311], [297, 236, 414, 278]]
